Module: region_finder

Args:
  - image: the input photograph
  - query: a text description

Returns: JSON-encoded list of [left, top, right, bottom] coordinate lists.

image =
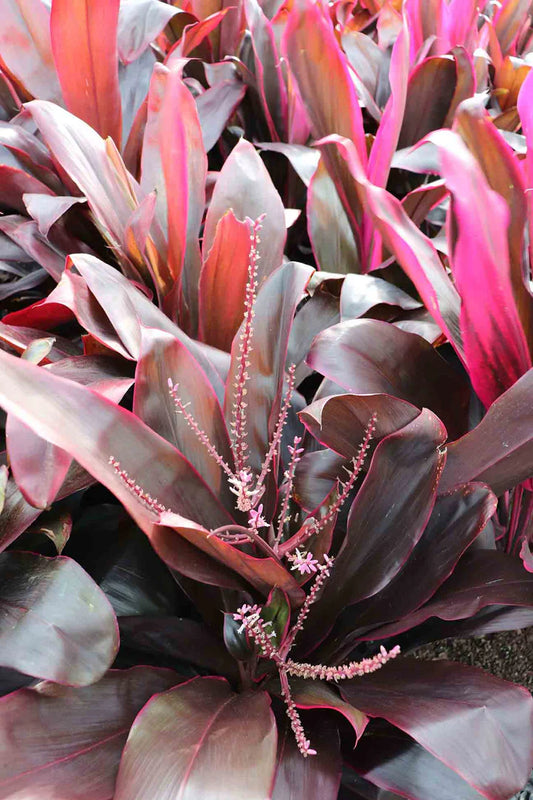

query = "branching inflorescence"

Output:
[[233, 554, 400, 757], [107, 217, 397, 758]]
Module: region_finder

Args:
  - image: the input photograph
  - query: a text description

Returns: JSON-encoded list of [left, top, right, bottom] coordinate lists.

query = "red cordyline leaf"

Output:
[[244, 0, 288, 141], [142, 61, 206, 318], [202, 138, 286, 283], [283, 0, 366, 252], [198, 211, 256, 351], [50, 0, 122, 145]]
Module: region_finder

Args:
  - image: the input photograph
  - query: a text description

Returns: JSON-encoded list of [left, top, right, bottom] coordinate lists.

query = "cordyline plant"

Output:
[[0, 0, 532, 799], [0, 244, 532, 799]]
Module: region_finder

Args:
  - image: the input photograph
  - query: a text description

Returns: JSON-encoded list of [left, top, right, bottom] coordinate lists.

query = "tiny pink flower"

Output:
[[249, 504, 269, 529], [288, 548, 320, 575]]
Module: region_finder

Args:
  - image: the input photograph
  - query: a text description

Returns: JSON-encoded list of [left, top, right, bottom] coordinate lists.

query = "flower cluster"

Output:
[[233, 554, 400, 757]]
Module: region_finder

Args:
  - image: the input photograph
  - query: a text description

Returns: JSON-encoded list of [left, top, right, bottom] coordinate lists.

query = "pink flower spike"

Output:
[[249, 504, 269, 529], [288, 548, 320, 575]]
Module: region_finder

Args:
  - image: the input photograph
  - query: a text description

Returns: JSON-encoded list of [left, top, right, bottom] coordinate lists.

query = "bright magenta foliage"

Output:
[[0, 1, 532, 799]]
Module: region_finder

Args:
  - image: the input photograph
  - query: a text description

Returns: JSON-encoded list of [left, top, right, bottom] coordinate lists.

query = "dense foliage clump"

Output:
[[0, 0, 532, 798]]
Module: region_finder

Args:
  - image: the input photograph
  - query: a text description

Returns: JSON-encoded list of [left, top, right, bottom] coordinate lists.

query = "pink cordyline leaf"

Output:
[[51, 0, 122, 145], [315, 134, 463, 351], [518, 69, 533, 270], [368, 26, 409, 189], [0, 0, 61, 101], [114, 677, 277, 800], [453, 99, 533, 349], [425, 128, 531, 407]]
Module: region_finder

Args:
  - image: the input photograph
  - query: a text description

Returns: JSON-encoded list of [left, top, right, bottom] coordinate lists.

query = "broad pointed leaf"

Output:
[[271, 717, 341, 800], [203, 138, 286, 282], [50, 0, 122, 144], [159, 512, 304, 605], [345, 722, 486, 800], [300, 393, 419, 459], [440, 367, 533, 495], [0, 348, 233, 532], [369, 549, 533, 641], [340, 658, 533, 800], [308, 319, 469, 439], [134, 326, 234, 504], [0, 667, 182, 799], [301, 410, 446, 650], [0, 551, 118, 685], [114, 677, 277, 800]]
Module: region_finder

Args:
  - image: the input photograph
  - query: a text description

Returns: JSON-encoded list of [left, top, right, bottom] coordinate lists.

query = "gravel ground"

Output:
[[415, 629, 533, 799], [415, 628, 533, 690]]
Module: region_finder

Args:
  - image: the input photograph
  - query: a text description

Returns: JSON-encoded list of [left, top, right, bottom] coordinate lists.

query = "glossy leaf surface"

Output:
[[341, 658, 533, 800], [0, 667, 182, 799], [51, 0, 122, 144], [0, 551, 118, 685], [114, 677, 277, 800]]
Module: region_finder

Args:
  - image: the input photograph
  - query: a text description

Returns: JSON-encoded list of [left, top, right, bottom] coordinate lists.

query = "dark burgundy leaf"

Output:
[[440, 367, 533, 495], [270, 717, 341, 800], [0, 551, 118, 685], [300, 393, 419, 459], [345, 722, 485, 800], [340, 658, 533, 800], [0, 667, 182, 799], [119, 616, 238, 678], [368, 550, 533, 642], [114, 677, 277, 799], [301, 410, 446, 651], [307, 319, 470, 440], [134, 326, 234, 506]]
